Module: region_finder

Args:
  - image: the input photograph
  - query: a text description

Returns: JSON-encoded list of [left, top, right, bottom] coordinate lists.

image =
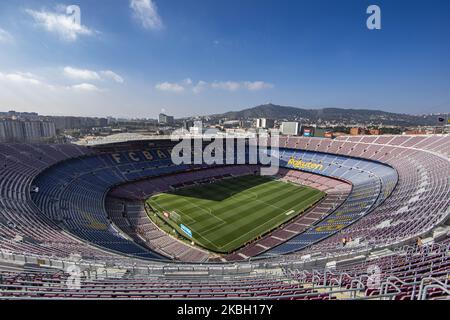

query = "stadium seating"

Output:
[[0, 237, 448, 300], [0, 134, 449, 300]]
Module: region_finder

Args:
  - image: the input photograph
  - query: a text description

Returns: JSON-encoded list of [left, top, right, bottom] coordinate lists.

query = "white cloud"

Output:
[[0, 70, 106, 93], [193, 80, 208, 94], [211, 81, 241, 92], [155, 82, 185, 93], [155, 79, 274, 94], [101, 70, 124, 84], [0, 28, 14, 43], [0, 67, 122, 98], [130, 0, 163, 31], [0, 70, 112, 116], [70, 83, 101, 92], [243, 81, 274, 91], [0, 67, 122, 99], [211, 81, 274, 92], [0, 72, 42, 86], [64, 67, 124, 84], [26, 6, 95, 41], [64, 66, 100, 81], [183, 78, 193, 85]]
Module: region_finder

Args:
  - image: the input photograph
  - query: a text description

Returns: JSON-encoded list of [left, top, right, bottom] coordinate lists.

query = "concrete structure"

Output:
[[350, 127, 364, 136], [24, 121, 42, 140], [41, 121, 57, 138], [281, 122, 301, 136], [159, 113, 175, 125], [0, 119, 56, 142], [182, 120, 194, 130], [256, 118, 275, 129], [369, 128, 382, 135], [50, 116, 108, 130]]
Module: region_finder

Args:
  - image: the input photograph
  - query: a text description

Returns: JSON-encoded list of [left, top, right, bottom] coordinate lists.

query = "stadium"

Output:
[[0, 133, 449, 300]]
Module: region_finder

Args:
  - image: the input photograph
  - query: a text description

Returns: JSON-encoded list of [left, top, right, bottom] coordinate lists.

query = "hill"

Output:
[[210, 104, 443, 126]]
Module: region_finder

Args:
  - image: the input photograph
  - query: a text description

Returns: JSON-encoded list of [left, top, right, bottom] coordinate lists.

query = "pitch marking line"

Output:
[[178, 197, 227, 225], [149, 177, 324, 252], [228, 190, 258, 201], [198, 220, 227, 236], [224, 181, 289, 212], [216, 206, 294, 251], [173, 210, 196, 224], [171, 207, 224, 249], [148, 199, 223, 249], [215, 187, 323, 251]]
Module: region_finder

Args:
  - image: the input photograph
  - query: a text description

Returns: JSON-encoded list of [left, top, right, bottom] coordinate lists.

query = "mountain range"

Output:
[[210, 104, 446, 126]]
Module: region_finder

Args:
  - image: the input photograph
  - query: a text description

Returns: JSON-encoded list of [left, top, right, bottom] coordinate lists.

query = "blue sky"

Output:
[[0, 0, 449, 118]]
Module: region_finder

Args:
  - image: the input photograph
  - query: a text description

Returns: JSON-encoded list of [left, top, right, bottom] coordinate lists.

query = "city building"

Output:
[[182, 120, 194, 131], [189, 121, 204, 135], [41, 121, 57, 138], [0, 119, 56, 142], [23, 121, 42, 140], [350, 127, 364, 135], [369, 128, 382, 135], [222, 120, 240, 129], [280, 122, 301, 135], [239, 120, 252, 129], [256, 118, 275, 129], [2, 119, 24, 141], [159, 113, 175, 125], [50, 116, 108, 130]]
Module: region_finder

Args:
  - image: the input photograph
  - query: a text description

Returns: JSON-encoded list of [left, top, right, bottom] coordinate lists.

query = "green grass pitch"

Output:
[[146, 175, 326, 254]]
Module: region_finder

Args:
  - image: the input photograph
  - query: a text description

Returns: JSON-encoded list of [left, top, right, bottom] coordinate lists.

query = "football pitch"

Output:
[[146, 175, 326, 253]]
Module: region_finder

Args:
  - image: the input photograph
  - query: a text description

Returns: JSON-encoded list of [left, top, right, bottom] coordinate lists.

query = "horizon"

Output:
[[2, 103, 449, 120], [1, 0, 450, 118]]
